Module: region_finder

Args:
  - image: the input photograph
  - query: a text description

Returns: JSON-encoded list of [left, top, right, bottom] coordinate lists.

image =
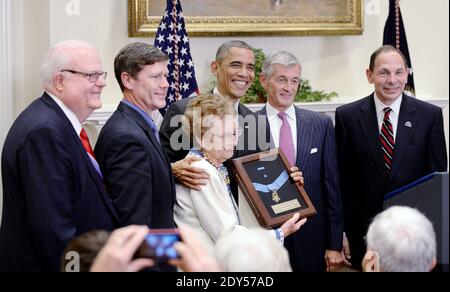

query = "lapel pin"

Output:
[[405, 121, 412, 128]]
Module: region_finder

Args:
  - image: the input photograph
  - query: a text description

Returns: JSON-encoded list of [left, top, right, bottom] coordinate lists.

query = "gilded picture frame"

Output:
[[129, 0, 364, 37]]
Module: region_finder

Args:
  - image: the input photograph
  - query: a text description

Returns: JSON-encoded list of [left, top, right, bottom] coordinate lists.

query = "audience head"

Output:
[[61, 230, 110, 272], [366, 45, 409, 106], [41, 40, 107, 122], [184, 94, 238, 161], [114, 42, 169, 112], [211, 40, 256, 102], [365, 206, 437, 272], [215, 228, 292, 272], [260, 51, 301, 111]]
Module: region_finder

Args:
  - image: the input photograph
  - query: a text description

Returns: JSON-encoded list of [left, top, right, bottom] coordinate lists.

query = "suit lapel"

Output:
[[389, 95, 416, 182], [358, 95, 387, 181], [118, 103, 170, 166], [41, 93, 119, 222], [294, 107, 313, 171], [258, 106, 276, 149]]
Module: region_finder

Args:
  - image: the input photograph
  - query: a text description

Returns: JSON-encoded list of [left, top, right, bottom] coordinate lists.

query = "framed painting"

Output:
[[129, 0, 364, 37]]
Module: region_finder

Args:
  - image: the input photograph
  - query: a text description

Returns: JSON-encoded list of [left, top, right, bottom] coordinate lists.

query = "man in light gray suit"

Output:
[[256, 51, 344, 272]]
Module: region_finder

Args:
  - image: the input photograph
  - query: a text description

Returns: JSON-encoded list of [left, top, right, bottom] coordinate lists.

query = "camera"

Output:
[[135, 228, 181, 262]]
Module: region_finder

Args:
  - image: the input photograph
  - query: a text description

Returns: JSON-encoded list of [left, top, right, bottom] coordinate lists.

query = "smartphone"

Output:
[[135, 229, 181, 262]]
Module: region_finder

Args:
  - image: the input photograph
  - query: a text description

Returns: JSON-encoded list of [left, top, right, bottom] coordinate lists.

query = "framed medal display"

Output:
[[231, 148, 317, 228]]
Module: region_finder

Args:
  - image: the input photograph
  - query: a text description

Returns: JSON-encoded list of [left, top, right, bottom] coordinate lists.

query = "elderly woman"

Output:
[[174, 94, 306, 254]]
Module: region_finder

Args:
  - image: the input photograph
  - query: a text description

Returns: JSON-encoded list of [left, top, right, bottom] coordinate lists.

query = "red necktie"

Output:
[[380, 107, 395, 173], [80, 128, 96, 159]]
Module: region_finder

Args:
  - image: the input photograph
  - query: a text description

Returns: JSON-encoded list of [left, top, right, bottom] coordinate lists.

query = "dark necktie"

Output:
[[380, 107, 395, 173]]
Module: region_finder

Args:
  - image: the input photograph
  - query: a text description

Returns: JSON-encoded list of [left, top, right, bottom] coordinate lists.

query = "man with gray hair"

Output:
[[363, 206, 437, 272], [0, 40, 118, 271], [255, 51, 344, 272]]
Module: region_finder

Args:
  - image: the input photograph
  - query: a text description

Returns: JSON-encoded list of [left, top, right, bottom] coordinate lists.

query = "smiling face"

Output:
[[260, 64, 301, 112], [124, 62, 169, 112], [58, 48, 107, 122], [201, 116, 239, 164], [366, 51, 408, 106], [211, 47, 255, 102]]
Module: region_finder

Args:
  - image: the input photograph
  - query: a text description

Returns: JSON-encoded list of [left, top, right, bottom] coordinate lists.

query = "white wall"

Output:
[[42, 0, 449, 106], [1, 0, 14, 225]]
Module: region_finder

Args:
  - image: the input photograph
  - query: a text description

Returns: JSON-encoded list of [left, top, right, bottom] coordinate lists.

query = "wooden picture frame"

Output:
[[231, 148, 317, 229], [128, 0, 363, 37]]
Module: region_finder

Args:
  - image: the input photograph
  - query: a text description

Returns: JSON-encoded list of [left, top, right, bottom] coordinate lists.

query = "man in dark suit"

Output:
[[335, 45, 447, 269], [95, 43, 176, 233], [160, 40, 270, 196], [256, 51, 344, 272], [0, 40, 118, 272]]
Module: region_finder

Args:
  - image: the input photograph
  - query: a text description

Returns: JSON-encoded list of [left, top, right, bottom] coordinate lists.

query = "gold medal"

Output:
[[272, 190, 281, 203]]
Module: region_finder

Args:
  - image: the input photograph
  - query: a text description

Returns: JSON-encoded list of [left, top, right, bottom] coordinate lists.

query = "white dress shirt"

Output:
[[48, 92, 101, 173], [47, 92, 82, 135], [374, 93, 402, 141], [265, 102, 298, 159], [213, 87, 239, 114]]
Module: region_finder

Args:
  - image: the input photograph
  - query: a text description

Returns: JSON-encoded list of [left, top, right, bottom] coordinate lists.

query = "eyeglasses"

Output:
[[61, 70, 107, 82], [214, 128, 243, 141]]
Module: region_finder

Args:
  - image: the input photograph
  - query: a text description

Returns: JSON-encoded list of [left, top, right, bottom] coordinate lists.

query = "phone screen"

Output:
[[136, 229, 181, 262]]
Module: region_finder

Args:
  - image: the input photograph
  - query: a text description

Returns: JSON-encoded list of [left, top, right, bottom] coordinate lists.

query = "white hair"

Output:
[[366, 206, 436, 272], [40, 40, 98, 89], [214, 228, 292, 272]]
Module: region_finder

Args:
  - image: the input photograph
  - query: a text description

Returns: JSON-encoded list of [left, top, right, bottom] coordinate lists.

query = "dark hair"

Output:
[[114, 42, 169, 92], [215, 40, 253, 63], [61, 230, 110, 272], [369, 45, 408, 72]]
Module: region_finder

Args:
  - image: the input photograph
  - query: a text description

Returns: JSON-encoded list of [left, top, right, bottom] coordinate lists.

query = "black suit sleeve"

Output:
[[322, 117, 344, 251], [19, 127, 76, 271], [159, 102, 190, 163], [428, 108, 448, 172], [99, 132, 153, 227], [334, 109, 353, 234]]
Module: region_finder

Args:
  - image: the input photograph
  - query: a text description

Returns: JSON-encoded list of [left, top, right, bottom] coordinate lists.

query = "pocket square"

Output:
[[310, 148, 318, 154]]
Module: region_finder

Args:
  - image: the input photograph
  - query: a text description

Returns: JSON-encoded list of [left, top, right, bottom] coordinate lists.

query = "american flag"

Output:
[[383, 0, 415, 96], [154, 0, 199, 115]]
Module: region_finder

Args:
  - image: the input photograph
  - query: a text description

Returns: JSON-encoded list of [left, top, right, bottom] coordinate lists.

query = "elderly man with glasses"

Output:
[[0, 40, 118, 272]]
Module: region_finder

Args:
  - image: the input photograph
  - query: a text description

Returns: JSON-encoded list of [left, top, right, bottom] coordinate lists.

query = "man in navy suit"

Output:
[[256, 51, 344, 272], [0, 40, 118, 272], [95, 43, 176, 232], [335, 45, 447, 270]]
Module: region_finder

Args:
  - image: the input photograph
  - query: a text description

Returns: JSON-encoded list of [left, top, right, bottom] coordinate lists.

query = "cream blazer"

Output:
[[175, 157, 269, 254]]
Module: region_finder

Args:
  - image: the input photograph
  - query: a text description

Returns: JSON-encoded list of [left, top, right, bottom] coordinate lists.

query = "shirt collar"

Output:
[[47, 91, 83, 135], [374, 93, 403, 115], [266, 101, 296, 120], [214, 87, 240, 114], [121, 99, 157, 129]]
